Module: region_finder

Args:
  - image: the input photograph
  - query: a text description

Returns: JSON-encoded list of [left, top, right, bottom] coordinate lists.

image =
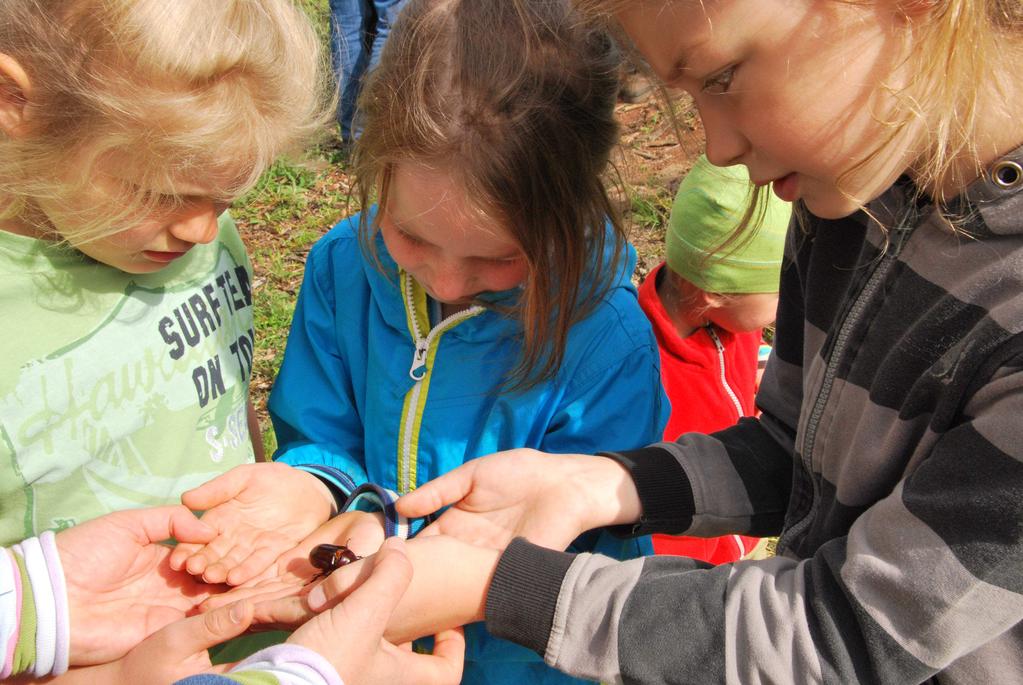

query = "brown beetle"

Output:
[[309, 543, 362, 580]]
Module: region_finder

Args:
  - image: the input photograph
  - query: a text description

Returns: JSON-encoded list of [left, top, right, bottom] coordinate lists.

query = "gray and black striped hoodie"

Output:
[[484, 146, 1023, 684]]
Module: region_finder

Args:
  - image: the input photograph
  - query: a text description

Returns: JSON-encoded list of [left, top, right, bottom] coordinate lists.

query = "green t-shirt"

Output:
[[0, 214, 256, 544]]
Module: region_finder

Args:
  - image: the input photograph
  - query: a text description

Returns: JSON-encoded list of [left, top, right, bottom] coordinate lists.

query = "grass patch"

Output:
[[628, 190, 672, 236], [233, 149, 357, 448]]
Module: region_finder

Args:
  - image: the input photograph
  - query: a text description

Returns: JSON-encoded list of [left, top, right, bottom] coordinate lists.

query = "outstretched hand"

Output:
[[105, 600, 255, 683], [396, 449, 642, 551], [198, 509, 388, 617], [170, 462, 335, 585], [56, 505, 229, 666], [135, 538, 465, 685], [288, 537, 466, 685], [237, 536, 499, 645]]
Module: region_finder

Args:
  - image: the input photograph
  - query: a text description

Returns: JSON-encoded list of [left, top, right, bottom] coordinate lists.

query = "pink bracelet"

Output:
[[1, 549, 21, 679]]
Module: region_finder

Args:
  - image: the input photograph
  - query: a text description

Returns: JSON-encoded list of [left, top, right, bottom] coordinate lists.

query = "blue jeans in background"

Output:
[[329, 0, 408, 141]]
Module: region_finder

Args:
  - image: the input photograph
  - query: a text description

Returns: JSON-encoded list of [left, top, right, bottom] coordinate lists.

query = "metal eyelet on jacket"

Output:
[[990, 160, 1023, 189]]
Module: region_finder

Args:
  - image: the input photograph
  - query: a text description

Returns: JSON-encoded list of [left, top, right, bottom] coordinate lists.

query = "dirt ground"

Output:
[[611, 94, 704, 281]]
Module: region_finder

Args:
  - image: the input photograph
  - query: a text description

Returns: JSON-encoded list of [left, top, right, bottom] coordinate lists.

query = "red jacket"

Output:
[[639, 263, 762, 563]]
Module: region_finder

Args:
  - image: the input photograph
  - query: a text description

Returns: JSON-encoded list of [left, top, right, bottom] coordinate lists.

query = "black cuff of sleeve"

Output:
[[600, 444, 696, 536], [485, 538, 577, 657]]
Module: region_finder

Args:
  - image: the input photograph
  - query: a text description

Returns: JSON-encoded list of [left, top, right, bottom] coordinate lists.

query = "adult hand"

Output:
[[288, 537, 466, 685], [396, 449, 642, 550], [275, 509, 387, 580], [56, 505, 227, 666], [245, 536, 499, 645], [170, 462, 335, 585]]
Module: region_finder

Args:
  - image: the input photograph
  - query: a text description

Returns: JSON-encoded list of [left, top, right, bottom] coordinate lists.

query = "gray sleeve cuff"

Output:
[[485, 538, 577, 656]]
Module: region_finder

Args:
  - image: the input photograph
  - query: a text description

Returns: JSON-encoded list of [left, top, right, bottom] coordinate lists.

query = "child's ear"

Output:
[[701, 291, 729, 311], [0, 53, 33, 138]]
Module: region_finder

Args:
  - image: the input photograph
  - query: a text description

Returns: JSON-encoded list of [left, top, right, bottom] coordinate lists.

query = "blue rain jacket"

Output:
[[269, 209, 669, 684]]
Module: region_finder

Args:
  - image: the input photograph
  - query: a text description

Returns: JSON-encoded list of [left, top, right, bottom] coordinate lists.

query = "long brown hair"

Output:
[[353, 0, 627, 391]]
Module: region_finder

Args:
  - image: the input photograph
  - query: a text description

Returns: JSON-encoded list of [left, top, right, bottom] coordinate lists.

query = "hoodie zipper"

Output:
[[398, 272, 483, 493], [707, 325, 761, 559], [706, 325, 744, 421], [776, 212, 916, 553]]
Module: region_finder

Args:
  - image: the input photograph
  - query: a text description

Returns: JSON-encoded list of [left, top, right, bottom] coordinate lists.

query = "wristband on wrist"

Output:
[[10, 545, 36, 676], [232, 643, 345, 685], [0, 548, 18, 679], [0, 536, 71, 678], [20, 536, 56, 677], [40, 532, 70, 675], [339, 483, 410, 539]]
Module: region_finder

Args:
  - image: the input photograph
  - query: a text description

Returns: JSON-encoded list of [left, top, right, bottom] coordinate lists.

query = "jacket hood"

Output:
[[965, 142, 1023, 237], [868, 143, 1023, 239]]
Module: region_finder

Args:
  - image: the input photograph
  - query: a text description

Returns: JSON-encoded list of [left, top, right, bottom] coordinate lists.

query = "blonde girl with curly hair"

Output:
[[0, 0, 325, 591], [0, 0, 394, 681]]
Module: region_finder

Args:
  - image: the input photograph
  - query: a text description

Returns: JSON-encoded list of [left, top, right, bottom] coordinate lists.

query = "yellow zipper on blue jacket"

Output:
[[397, 271, 484, 494]]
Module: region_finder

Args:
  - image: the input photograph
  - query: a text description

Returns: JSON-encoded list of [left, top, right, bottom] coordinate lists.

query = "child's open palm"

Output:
[[196, 509, 387, 618], [396, 448, 639, 552], [57, 505, 227, 666], [170, 463, 335, 585]]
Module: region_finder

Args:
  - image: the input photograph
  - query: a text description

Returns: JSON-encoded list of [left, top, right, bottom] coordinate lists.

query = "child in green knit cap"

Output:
[[637, 154, 791, 563]]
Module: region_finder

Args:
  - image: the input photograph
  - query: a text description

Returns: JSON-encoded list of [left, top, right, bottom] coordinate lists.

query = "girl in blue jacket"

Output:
[[173, 0, 668, 682]]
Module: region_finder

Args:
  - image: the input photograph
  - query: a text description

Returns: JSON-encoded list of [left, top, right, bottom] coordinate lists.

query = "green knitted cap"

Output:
[[666, 155, 792, 294]]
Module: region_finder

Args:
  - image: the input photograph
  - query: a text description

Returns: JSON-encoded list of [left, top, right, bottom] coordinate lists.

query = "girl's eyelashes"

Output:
[[159, 193, 186, 206], [136, 190, 181, 208], [130, 184, 223, 210], [396, 227, 427, 246], [701, 64, 738, 94], [390, 220, 521, 264], [482, 255, 523, 266]]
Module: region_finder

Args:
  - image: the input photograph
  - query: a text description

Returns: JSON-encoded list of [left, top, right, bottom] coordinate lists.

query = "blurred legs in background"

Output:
[[329, 0, 408, 141]]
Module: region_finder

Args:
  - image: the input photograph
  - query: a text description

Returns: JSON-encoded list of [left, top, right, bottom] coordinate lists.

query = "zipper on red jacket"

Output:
[[706, 325, 744, 421], [701, 330, 756, 561]]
